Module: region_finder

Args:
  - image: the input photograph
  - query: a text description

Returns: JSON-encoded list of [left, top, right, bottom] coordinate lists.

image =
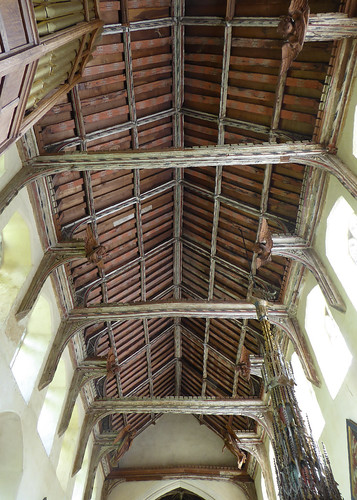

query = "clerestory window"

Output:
[[305, 285, 352, 399], [326, 196, 357, 310]]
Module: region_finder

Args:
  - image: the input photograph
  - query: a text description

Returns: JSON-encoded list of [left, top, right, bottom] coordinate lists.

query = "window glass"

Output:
[[291, 352, 325, 439], [305, 285, 352, 399], [37, 359, 66, 455], [11, 295, 52, 402], [326, 197, 357, 310]]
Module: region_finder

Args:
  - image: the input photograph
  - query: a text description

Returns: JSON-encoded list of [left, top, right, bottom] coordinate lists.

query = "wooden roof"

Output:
[[29, 0, 355, 486]]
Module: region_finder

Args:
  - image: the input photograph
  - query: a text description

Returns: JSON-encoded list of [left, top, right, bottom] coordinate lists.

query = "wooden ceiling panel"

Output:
[[27, 0, 352, 478], [185, 0, 226, 17]]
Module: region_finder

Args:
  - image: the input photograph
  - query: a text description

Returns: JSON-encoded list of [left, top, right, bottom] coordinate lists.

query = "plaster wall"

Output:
[[254, 67, 357, 500], [290, 70, 357, 500], [0, 145, 105, 500], [119, 414, 236, 468]]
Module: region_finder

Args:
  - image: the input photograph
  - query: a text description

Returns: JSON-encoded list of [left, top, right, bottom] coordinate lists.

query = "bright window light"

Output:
[[291, 352, 325, 439], [11, 295, 52, 402], [37, 360, 66, 455], [305, 285, 352, 399], [326, 196, 357, 310]]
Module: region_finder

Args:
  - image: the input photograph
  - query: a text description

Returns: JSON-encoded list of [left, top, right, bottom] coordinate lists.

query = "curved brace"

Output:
[[0, 167, 35, 216], [252, 410, 274, 440], [38, 318, 90, 390], [83, 443, 116, 500], [301, 153, 357, 199], [73, 398, 267, 474], [16, 242, 86, 320], [271, 316, 320, 386], [239, 440, 275, 500], [72, 411, 106, 476], [58, 361, 106, 436], [272, 236, 346, 312]]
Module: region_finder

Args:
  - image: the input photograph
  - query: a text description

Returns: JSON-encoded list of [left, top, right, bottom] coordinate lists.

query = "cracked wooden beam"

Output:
[[272, 234, 346, 312], [38, 299, 318, 391], [16, 241, 86, 320], [72, 397, 270, 474]]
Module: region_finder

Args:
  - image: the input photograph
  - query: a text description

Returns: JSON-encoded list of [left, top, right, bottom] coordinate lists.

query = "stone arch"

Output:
[[0, 411, 23, 499]]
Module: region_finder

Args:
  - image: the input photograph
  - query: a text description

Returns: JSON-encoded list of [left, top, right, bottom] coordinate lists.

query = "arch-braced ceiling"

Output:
[[28, 0, 356, 491]]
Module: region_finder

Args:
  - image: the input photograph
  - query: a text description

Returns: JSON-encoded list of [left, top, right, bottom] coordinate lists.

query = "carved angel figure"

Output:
[[253, 218, 273, 269], [278, 0, 310, 74], [110, 425, 136, 466], [85, 224, 107, 269], [106, 347, 119, 378], [237, 345, 251, 381], [223, 425, 247, 469]]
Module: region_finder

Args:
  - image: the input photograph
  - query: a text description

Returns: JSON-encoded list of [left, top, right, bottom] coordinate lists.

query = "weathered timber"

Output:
[[106, 465, 253, 482], [238, 438, 275, 500], [0, 146, 352, 220], [27, 142, 324, 170], [83, 443, 117, 500], [38, 300, 319, 392], [59, 327, 175, 435], [272, 234, 346, 312], [304, 153, 357, 198], [72, 397, 271, 474], [16, 241, 86, 320], [58, 359, 106, 436], [0, 20, 103, 78], [182, 107, 306, 141], [2, 142, 334, 216], [182, 14, 357, 40]]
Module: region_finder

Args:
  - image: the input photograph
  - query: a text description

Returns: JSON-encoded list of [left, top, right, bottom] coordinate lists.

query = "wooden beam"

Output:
[[182, 107, 308, 141], [272, 234, 346, 312], [48, 109, 175, 152], [38, 299, 319, 391], [107, 465, 253, 482], [172, 0, 184, 396], [16, 241, 86, 320], [182, 14, 357, 40], [0, 19, 103, 79], [2, 146, 354, 219], [72, 397, 271, 474], [59, 328, 175, 436], [58, 359, 106, 436]]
